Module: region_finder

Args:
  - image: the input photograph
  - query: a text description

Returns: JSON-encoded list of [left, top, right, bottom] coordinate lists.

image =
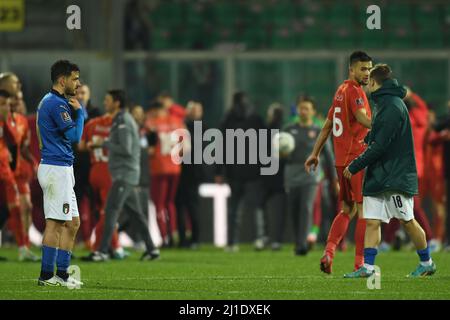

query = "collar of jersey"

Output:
[[50, 89, 68, 101]]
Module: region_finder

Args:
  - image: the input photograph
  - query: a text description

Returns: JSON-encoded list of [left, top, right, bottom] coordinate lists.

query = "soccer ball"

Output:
[[273, 132, 295, 156]]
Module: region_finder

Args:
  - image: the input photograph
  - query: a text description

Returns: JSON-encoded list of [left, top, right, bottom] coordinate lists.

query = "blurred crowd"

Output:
[[1, 71, 450, 262]]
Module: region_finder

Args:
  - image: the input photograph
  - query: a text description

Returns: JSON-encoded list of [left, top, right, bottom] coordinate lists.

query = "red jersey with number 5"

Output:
[[326, 79, 371, 167]]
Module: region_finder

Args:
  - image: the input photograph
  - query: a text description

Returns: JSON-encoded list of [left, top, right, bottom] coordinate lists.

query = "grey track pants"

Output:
[[286, 183, 319, 251], [99, 180, 155, 254]]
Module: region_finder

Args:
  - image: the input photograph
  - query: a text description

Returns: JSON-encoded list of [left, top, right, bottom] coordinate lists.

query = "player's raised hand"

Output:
[[304, 155, 319, 173], [68, 97, 82, 110]]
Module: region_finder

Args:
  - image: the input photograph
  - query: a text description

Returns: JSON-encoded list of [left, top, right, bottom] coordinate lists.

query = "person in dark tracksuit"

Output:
[[283, 97, 335, 256], [215, 92, 267, 252], [261, 103, 287, 251], [176, 101, 204, 249], [87, 90, 159, 262]]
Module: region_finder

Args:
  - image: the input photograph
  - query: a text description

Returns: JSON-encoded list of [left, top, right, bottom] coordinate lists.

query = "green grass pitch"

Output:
[[0, 245, 449, 300]]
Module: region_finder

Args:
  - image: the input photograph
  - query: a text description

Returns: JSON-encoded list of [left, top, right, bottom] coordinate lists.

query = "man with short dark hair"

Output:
[[305, 51, 372, 274], [87, 90, 160, 262], [36, 60, 85, 286], [343, 63, 436, 278]]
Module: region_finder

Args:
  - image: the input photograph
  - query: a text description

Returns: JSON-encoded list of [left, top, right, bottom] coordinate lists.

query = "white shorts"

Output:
[[363, 192, 414, 224], [37, 164, 79, 221]]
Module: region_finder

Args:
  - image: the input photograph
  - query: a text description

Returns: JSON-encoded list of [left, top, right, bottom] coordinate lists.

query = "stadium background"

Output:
[[1, 0, 449, 244]]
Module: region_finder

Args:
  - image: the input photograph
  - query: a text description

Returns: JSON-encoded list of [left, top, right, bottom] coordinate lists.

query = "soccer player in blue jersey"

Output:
[[36, 60, 85, 287]]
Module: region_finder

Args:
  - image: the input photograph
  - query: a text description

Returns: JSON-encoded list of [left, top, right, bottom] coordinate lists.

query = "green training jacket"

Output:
[[348, 78, 418, 197]]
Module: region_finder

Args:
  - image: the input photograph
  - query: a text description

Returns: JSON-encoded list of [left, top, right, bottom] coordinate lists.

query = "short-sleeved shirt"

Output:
[[145, 114, 185, 176], [327, 80, 371, 167], [37, 90, 77, 166]]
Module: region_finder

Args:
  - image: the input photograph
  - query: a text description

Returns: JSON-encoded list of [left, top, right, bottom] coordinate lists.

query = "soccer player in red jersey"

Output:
[[12, 90, 40, 261], [305, 51, 373, 274], [146, 99, 186, 246], [0, 89, 24, 259], [79, 92, 127, 260]]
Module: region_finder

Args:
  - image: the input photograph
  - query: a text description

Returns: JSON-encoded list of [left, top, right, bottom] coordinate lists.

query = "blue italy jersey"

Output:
[[37, 90, 78, 166]]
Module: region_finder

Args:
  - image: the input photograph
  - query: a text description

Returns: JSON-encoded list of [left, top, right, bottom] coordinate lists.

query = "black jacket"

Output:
[[216, 107, 266, 182]]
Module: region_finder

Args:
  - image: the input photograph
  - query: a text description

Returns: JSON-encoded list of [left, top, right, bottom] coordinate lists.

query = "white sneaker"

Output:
[[55, 275, 84, 289], [38, 276, 62, 287]]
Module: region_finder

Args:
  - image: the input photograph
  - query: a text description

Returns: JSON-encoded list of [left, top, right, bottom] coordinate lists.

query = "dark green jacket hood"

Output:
[[371, 78, 407, 102]]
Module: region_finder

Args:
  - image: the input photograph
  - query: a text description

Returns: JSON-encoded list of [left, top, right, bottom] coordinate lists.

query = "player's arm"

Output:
[[347, 107, 401, 175], [20, 130, 37, 165], [103, 122, 133, 156], [304, 119, 332, 173], [354, 108, 371, 129]]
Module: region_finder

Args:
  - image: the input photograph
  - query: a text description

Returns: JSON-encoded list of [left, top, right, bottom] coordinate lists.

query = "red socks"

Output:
[[325, 211, 350, 259], [354, 218, 366, 269]]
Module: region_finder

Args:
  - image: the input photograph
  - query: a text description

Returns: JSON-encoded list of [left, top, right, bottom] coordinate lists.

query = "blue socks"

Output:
[[417, 247, 432, 266], [363, 248, 378, 271], [56, 249, 72, 280], [40, 246, 57, 280]]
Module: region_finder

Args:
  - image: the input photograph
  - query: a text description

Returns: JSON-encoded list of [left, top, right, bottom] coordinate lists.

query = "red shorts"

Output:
[[336, 166, 364, 204]]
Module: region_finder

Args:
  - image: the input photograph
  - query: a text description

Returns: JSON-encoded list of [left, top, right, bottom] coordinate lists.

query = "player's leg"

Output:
[[18, 188, 40, 261], [5, 179, 28, 260], [389, 192, 436, 276], [344, 194, 386, 278], [354, 202, 366, 270], [165, 174, 180, 245], [226, 180, 244, 250], [287, 186, 301, 253], [123, 187, 159, 260], [321, 166, 357, 273], [54, 185, 81, 283], [296, 184, 318, 255], [97, 180, 131, 256], [151, 174, 169, 244], [40, 219, 65, 282], [401, 219, 436, 276]]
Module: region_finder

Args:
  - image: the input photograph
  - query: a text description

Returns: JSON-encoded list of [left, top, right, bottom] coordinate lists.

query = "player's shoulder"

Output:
[[40, 92, 68, 112]]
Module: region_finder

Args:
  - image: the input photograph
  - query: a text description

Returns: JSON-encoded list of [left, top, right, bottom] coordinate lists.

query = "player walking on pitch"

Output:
[[343, 64, 436, 278], [305, 51, 372, 274], [36, 60, 85, 287]]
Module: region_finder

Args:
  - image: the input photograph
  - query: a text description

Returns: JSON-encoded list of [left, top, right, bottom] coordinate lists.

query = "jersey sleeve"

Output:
[[326, 105, 334, 121], [347, 86, 366, 116], [48, 103, 75, 132]]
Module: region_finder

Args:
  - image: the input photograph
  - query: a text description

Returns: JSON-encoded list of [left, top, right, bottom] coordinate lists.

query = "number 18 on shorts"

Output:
[[363, 192, 414, 223]]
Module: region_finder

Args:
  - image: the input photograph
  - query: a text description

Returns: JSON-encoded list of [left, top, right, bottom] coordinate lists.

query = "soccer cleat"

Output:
[[140, 249, 160, 261], [81, 251, 109, 262], [54, 275, 84, 288], [111, 248, 131, 260], [407, 262, 437, 277], [38, 276, 62, 287], [344, 266, 374, 278], [224, 245, 239, 253], [320, 254, 333, 274]]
